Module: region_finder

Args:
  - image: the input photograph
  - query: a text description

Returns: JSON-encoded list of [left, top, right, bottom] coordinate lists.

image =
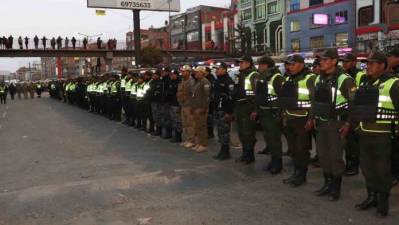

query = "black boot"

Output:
[[344, 159, 359, 176], [355, 188, 377, 210], [315, 173, 332, 196], [163, 128, 172, 139], [328, 176, 342, 201], [235, 148, 254, 164], [283, 170, 298, 184], [289, 168, 307, 187], [217, 145, 231, 161], [376, 192, 390, 218], [267, 157, 282, 175], [170, 131, 182, 143]]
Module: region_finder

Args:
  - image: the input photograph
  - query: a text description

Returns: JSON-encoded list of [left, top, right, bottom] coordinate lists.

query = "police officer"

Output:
[[149, 70, 163, 135], [160, 68, 172, 139], [352, 51, 399, 218], [110, 75, 122, 121], [128, 74, 139, 127], [313, 49, 356, 201], [387, 46, 399, 186], [0, 82, 7, 104], [120, 68, 130, 124], [253, 55, 284, 174], [341, 53, 367, 176], [167, 70, 182, 143], [143, 71, 155, 133], [212, 62, 235, 160], [280, 55, 315, 186], [232, 55, 258, 164], [36, 82, 43, 98]]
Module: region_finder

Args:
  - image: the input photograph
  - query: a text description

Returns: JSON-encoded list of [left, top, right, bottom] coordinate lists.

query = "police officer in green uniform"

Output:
[[352, 51, 399, 217], [0, 82, 7, 104], [387, 47, 399, 186], [232, 55, 259, 164], [110, 75, 122, 121], [313, 49, 356, 201], [253, 55, 284, 174], [212, 62, 235, 160], [280, 55, 315, 186], [341, 53, 367, 176]]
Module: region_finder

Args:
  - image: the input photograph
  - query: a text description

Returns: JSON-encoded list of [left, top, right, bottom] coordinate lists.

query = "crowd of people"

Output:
[[0, 35, 117, 50], [0, 81, 45, 104], [47, 47, 399, 218]]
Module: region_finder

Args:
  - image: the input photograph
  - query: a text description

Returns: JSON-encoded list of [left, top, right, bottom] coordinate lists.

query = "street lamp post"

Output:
[[168, 0, 172, 49]]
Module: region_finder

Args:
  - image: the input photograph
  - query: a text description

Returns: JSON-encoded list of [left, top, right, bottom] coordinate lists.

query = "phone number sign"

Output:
[[87, 0, 180, 12]]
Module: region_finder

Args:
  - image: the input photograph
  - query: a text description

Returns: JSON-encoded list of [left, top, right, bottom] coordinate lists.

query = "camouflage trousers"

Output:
[[169, 105, 182, 133], [214, 111, 231, 146]]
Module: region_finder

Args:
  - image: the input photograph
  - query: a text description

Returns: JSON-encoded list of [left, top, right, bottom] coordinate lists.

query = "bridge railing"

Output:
[[0, 38, 129, 51]]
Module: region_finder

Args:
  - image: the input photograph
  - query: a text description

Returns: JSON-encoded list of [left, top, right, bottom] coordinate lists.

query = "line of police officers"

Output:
[[49, 47, 399, 218]]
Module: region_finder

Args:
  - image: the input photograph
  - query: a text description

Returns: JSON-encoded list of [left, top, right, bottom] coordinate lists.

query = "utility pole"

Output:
[[133, 9, 141, 66], [168, 0, 172, 49]]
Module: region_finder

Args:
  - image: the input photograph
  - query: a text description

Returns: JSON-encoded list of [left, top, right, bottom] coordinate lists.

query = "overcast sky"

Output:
[[0, 0, 231, 72]]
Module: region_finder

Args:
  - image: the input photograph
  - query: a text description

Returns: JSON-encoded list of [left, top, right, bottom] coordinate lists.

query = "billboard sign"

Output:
[[313, 14, 329, 25], [87, 0, 181, 12]]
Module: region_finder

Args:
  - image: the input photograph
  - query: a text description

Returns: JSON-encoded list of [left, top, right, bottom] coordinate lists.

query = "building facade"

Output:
[[286, 0, 355, 56], [126, 27, 170, 50], [41, 57, 57, 80], [238, 0, 286, 55], [170, 5, 230, 51], [356, 0, 399, 56]]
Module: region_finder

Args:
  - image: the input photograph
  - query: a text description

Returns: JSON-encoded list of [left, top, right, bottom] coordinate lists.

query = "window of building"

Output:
[[310, 36, 324, 49], [187, 31, 199, 42], [291, 39, 300, 51], [255, 3, 266, 19], [309, 0, 323, 7], [336, 32, 349, 47], [290, 0, 300, 11], [358, 6, 374, 27], [268, 1, 279, 14], [335, 11, 348, 24], [241, 8, 252, 21], [290, 20, 301, 32]]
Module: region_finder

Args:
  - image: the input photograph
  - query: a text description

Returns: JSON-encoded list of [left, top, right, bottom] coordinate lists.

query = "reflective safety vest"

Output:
[[136, 83, 145, 100], [359, 77, 399, 133], [355, 70, 366, 87], [50, 84, 56, 90], [121, 78, 126, 88], [37, 84, 42, 89], [130, 83, 138, 96], [125, 79, 133, 92], [0, 86, 5, 93], [65, 83, 71, 91], [244, 71, 257, 96], [266, 73, 281, 102], [284, 73, 315, 117], [314, 73, 351, 110], [111, 81, 119, 94], [70, 83, 76, 92]]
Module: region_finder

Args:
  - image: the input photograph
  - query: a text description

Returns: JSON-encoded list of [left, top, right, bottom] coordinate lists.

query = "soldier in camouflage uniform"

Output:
[[212, 62, 235, 160]]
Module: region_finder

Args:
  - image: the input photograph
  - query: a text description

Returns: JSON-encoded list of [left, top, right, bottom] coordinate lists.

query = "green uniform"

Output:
[[232, 68, 258, 162], [254, 67, 284, 166], [355, 74, 399, 193], [282, 68, 315, 175]]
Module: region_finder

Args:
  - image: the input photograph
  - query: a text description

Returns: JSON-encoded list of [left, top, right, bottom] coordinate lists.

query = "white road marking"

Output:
[[2, 112, 6, 118]]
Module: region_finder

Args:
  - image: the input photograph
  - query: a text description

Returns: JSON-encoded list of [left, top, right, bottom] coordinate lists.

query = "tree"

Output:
[[140, 46, 163, 67]]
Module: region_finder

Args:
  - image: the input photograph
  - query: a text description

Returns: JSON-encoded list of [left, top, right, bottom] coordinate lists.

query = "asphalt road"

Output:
[[0, 95, 397, 225]]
